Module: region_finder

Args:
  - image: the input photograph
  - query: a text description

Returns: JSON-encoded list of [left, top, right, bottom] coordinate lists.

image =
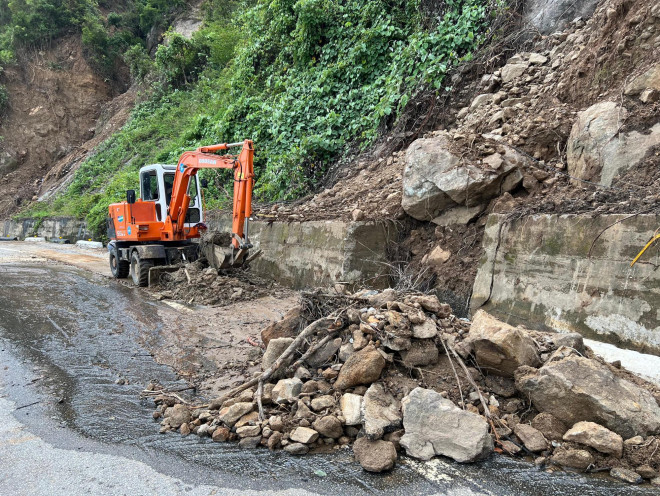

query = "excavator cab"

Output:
[[139, 165, 202, 225]]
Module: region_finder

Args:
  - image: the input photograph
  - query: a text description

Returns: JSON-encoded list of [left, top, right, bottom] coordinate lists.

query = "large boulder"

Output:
[[466, 310, 541, 377], [566, 101, 660, 186], [400, 387, 493, 462], [515, 355, 660, 439], [334, 344, 386, 390], [353, 438, 397, 472], [362, 383, 402, 440], [563, 421, 623, 458], [402, 133, 522, 221]]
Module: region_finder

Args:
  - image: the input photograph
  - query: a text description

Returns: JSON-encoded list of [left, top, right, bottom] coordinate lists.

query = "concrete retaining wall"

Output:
[[2, 217, 92, 241], [471, 214, 660, 355], [208, 215, 398, 289]]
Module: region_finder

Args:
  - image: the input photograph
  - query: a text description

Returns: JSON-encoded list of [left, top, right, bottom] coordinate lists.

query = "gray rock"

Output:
[[470, 93, 493, 109], [284, 442, 309, 455], [610, 467, 643, 484], [306, 337, 342, 368], [362, 383, 402, 440], [218, 402, 254, 428], [272, 378, 303, 404], [563, 421, 623, 457], [552, 333, 585, 355], [400, 387, 493, 462], [466, 310, 541, 377], [567, 101, 660, 186], [289, 426, 319, 444], [238, 436, 261, 449], [501, 62, 528, 83], [341, 393, 364, 426], [401, 134, 522, 221], [550, 448, 594, 470], [338, 343, 354, 362], [513, 424, 548, 452], [262, 337, 294, 370], [524, 0, 600, 34], [515, 355, 660, 438], [334, 344, 386, 390], [353, 438, 397, 472]]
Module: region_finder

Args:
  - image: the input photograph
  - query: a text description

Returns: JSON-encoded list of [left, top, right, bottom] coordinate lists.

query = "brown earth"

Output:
[[0, 36, 133, 217]]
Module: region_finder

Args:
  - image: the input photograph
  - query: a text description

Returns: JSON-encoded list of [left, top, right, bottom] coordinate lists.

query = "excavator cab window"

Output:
[[164, 173, 175, 206], [141, 171, 159, 201]]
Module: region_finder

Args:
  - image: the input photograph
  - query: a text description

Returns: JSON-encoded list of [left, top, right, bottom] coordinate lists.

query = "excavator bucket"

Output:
[[200, 231, 259, 270]]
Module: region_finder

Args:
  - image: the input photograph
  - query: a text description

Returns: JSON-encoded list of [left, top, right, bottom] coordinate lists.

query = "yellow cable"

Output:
[[631, 233, 660, 267]]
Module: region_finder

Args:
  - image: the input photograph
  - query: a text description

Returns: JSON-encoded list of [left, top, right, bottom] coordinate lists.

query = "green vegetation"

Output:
[[14, 0, 503, 235]]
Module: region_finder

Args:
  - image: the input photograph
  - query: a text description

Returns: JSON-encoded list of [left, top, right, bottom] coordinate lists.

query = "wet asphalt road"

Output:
[[0, 263, 656, 495]]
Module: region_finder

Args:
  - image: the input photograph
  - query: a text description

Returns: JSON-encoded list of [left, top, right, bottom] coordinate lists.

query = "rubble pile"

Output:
[[149, 260, 284, 306], [146, 289, 660, 485]]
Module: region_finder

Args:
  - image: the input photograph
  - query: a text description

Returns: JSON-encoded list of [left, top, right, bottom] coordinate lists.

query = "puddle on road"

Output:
[[0, 264, 654, 495]]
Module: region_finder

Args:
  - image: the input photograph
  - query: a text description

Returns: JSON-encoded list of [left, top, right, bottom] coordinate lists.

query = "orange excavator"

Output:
[[107, 140, 255, 286]]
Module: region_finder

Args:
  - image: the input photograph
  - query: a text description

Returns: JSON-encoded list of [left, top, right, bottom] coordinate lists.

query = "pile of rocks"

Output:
[[150, 289, 660, 484]]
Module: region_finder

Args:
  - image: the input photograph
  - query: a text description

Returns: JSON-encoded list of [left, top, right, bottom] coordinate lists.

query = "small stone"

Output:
[[531, 413, 567, 441], [500, 440, 521, 455], [636, 464, 657, 479], [289, 427, 319, 444], [197, 424, 211, 437], [341, 393, 364, 425], [212, 427, 230, 442], [514, 424, 548, 452], [294, 367, 311, 380], [239, 436, 262, 449], [528, 53, 548, 65], [550, 448, 594, 470], [165, 404, 192, 429], [412, 319, 437, 339], [235, 411, 259, 428], [312, 416, 343, 439], [334, 344, 386, 390], [218, 402, 254, 427], [352, 209, 364, 221], [284, 442, 309, 455], [179, 423, 190, 436], [236, 425, 261, 438], [262, 337, 294, 370], [338, 436, 351, 445], [353, 438, 397, 472], [563, 421, 623, 457], [269, 415, 284, 432], [339, 343, 354, 362], [152, 411, 162, 420], [268, 431, 283, 450], [311, 395, 336, 411], [610, 467, 643, 484], [272, 378, 303, 404], [651, 477, 660, 487], [624, 436, 644, 446], [427, 245, 451, 266], [322, 368, 339, 380]]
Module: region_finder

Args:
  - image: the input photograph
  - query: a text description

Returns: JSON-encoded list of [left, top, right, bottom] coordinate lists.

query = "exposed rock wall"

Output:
[[471, 213, 660, 355]]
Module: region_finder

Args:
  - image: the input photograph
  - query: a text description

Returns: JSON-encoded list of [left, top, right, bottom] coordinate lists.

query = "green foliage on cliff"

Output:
[[20, 0, 502, 235]]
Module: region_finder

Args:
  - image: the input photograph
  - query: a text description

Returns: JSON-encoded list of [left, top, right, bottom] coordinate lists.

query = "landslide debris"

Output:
[[144, 288, 660, 482], [148, 259, 287, 307]]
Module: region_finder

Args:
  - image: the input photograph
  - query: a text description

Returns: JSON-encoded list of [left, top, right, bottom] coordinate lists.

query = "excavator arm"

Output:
[[167, 139, 254, 250]]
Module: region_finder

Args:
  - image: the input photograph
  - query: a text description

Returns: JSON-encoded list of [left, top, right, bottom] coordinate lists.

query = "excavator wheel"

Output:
[[109, 249, 130, 279], [130, 251, 153, 287]]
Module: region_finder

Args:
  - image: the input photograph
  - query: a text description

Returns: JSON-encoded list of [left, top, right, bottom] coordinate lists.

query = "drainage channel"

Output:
[[0, 264, 652, 495]]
